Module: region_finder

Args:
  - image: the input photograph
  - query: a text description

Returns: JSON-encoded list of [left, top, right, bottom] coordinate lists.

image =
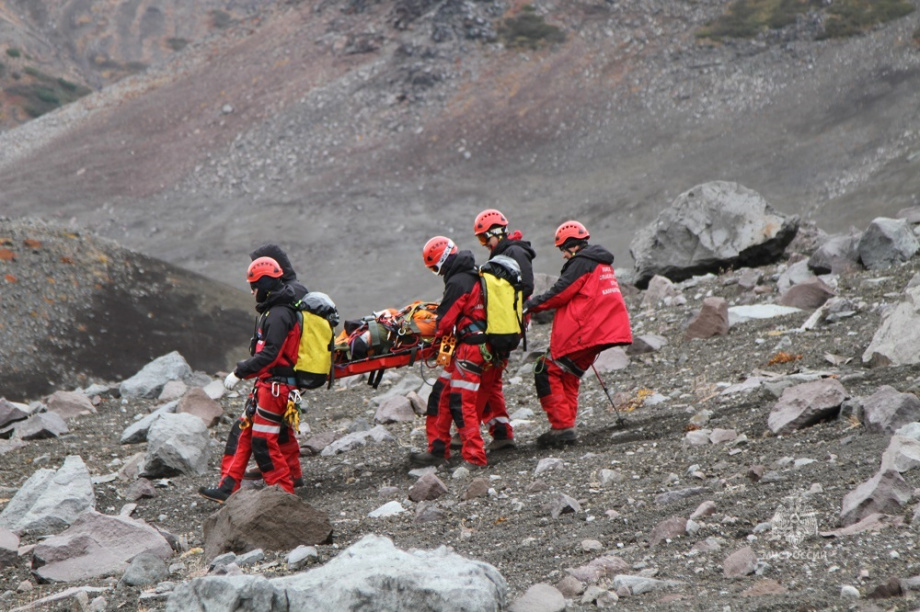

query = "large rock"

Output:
[[808, 233, 862, 275], [119, 351, 192, 399], [274, 534, 507, 611], [140, 412, 210, 477], [857, 217, 920, 270], [119, 400, 178, 444], [630, 181, 799, 287], [840, 469, 913, 526], [12, 411, 69, 440], [862, 285, 920, 366], [203, 487, 332, 561], [862, 385, 920, 434], [170, 535, 507, 612], [43, 391, 96, 420], [176, 387, 223, 428], [685, 297, 729, 340], [767, 378, 847, 435], [31, 510, 172, 582], [0, 398, 30, 428], [0, 455, 95, 535]]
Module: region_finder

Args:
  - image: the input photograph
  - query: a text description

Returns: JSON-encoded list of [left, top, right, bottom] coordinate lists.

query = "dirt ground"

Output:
[[3, 257, 920, 611]]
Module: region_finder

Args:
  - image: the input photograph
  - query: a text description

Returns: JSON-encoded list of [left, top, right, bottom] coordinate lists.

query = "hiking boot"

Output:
[[458, 461, 488, 472], [198, 480, 235, 504], [536, 427, 577, 449], [293, 477, 304, 488], [408, 451, 447, 467], [450, 433, 462, 450], [487, 438, 517, 452]]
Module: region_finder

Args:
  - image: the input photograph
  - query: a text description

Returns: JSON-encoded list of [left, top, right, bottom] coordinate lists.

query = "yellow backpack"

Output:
[[292, 292, 338, 389], [479, 255, 525, 355]]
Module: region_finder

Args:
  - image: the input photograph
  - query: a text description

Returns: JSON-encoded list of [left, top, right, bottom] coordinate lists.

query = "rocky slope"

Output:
[[1, 0, 919, 321], [1, 214, 920, 610]]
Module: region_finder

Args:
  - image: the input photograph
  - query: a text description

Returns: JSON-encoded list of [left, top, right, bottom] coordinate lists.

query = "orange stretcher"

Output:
[[332, 342, 438, 388]]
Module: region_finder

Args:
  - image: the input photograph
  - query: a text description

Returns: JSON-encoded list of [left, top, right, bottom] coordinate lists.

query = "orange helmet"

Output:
[[247, 256, 284, 282], [473, 209, 508, 235], [554, 220, 590, 248], [422, 236, 457, 274]]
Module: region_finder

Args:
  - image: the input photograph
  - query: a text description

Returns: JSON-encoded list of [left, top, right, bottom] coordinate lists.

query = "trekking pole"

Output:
[[591, 364, 626, 426]]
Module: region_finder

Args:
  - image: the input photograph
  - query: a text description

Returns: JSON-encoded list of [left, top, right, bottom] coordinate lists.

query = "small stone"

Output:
[[840, 585, 860, 599]]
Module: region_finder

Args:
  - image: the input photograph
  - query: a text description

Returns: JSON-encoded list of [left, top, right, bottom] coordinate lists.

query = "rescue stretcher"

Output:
[[329, 300, 446, 388], [332, 341, 439, 388]]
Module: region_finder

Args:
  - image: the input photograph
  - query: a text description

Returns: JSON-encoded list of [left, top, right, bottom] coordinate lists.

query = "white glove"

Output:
[[224, 372, 241, 390]]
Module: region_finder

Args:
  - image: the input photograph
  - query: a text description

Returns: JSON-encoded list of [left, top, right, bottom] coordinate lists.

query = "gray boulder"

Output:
[[120, 400, 178, 445], [630, 181, 799, 287], [840, 469, 913, 526], [0, 455, 95, 535], [32, 510, 172, 583], [862, 385, 920, 434], [808, 232, 862, 275], [167, 575, 284, 612], [862, 285, 920, 366], [119, 351, 192, 399], [141, 412, 210, 477], [767, 378, 847, 435], [857, 217, 919, 270], [275, 534, 506, 611]]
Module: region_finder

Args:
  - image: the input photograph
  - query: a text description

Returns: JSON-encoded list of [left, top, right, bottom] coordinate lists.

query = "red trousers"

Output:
[[220, 418, 302, 492], [428, 343, 493, 465], [219, 380, 300, 494], [534, 347, 603, 430], [426, 356, 512, 453], [479, 358, 513, 441]]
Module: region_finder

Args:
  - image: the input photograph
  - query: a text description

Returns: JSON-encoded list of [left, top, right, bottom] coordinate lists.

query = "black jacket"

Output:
[[237, 284, 299, 378], [492, 237, 536, 300]]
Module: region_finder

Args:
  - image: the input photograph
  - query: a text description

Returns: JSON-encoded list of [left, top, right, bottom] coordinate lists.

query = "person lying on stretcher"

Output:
[[334, 300, 439, 362]]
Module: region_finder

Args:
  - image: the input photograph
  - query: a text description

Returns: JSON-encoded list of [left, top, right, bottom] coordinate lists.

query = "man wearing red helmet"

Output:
[[472, 208, 537, 451], [199, 255, 303, 502], [525, 221, 632, 447], [410, 236, 492, 468]]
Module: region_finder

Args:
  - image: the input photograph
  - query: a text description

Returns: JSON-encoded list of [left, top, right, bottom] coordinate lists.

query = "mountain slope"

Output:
[[0, 0, 919, 320]]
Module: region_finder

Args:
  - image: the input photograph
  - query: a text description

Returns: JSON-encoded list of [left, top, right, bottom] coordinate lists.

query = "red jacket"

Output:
[[526, 245, 632, 358], [435, 250, 486, 343]]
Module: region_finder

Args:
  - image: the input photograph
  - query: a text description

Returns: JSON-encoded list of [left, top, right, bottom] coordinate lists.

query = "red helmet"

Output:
[[473, 209, 508, 235], [422, 236, 457, 274], [247, 256, 284, 282], [554, 220, 590, 248]]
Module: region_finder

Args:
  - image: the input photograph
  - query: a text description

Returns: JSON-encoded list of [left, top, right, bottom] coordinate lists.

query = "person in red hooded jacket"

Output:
[[199, 255, 303, 502], [525, 221, 632, 448]]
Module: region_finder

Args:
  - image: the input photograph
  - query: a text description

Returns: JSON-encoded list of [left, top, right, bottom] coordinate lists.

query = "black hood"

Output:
[[442, 249, 477, 281], [575, 244, 614, 265], [494, 237, 536, 261], [250, 244, 298, 283]]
